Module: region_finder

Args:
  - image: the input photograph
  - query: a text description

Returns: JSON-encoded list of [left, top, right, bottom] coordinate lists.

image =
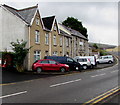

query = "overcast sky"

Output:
[[2, 1, 118, 46]]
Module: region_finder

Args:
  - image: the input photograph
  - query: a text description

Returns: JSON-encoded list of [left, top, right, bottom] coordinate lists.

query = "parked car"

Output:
[[0, 58, 7, 68], [32, 59, 69, 73], [73, 56, 91, 70], [74, 56, 97, 68], [44, 56, 81, 71], [97, 55, 114, 64]]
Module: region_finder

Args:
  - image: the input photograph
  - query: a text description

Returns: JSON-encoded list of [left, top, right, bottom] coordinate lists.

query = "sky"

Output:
[[1, 0, 119, 46]]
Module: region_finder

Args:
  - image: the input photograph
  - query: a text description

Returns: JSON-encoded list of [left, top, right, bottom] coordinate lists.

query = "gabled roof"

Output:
[[2, 4, 38, 25], [42, 16, 55, 31], [18, 5, 38, 24]]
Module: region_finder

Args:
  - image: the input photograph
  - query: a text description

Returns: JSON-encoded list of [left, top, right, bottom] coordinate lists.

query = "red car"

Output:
[[32, 59, 69, 73]]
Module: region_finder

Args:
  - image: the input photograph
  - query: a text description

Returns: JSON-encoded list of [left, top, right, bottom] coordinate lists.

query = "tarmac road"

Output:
[[1, 61, 119, 104]]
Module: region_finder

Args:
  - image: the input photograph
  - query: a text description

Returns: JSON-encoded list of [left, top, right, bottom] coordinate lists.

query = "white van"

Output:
[[73, 56, 92, 69], [74, 56, 97, 68], [97, 55, 114, 64]]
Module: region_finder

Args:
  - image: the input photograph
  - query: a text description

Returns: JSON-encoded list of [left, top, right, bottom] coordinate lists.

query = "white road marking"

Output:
[[0, 91, 27, 99], [50, 79, 82, 87], [91, 73, 106, 78], [111, 70, 119, 73]]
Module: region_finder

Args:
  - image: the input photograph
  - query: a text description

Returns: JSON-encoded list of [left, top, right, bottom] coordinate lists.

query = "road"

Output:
[[1, 61, 119, 104]]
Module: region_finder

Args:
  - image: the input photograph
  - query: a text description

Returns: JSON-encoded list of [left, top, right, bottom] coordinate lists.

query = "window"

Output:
[[79, 42, 83, 46], [60, 51, 62, 56], [67, 58, 73, 62], [53, 35, 57, 45], [66, 38, 69, 47], [53, 51, 57, 56], [45, 51, 49, 56], [36, 18, 40, 25], [49, 60, 56, 64], [45, 33, 49, 45], [35, 30, 40, 43], [34, 51, 41, 61], [54, 25, 57, 31], [60, 37, 62, 46], [40, 60, 49, 64]]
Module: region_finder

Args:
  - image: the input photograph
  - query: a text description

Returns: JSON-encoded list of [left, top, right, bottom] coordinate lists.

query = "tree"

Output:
[[62, 17, 88, 38], [11, 39, 31, 72], [93, 43, 98, 49]]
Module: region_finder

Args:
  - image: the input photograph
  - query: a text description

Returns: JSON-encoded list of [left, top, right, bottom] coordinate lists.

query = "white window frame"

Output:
[[45, 33, 49, 45], [34, 50, 41, 61], [36, 18, 40, 25], [66, 38, 69, 47], [45, 51, 49, 56], [53, 51, 58, 56], [53, 35, 57, 45], [54, 25, 57, 31], [35, 30, 40, 43], [60, 37, 62, 46]]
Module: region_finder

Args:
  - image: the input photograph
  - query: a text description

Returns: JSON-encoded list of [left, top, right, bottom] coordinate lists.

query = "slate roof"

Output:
[[2, 4, 38, 25], [68, 28, 88, 40], [18, 5, 38, 24], [42, 16, 55, 30], [59, 24, 88, 40], [59, 29, 72, 38]]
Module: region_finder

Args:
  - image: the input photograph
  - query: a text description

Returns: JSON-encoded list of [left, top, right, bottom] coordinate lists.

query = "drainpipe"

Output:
[[49, 32, 52, 56], [28, 26, 31, 71], [63, 36, 65, 56]]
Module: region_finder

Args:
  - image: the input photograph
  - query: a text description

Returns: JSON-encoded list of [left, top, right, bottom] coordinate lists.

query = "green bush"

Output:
[[11, 39, 32, 72]]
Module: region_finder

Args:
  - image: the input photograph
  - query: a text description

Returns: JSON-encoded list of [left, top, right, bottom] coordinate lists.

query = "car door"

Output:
[[40, 60, 50, 70], [49, 60, 59, 70], [66, 58, 77, 70]]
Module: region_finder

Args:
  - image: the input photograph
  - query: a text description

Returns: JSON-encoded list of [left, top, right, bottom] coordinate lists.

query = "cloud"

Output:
[[3, 2, 118, 45]]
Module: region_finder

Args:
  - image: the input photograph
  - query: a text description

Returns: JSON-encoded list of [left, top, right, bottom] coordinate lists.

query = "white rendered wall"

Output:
[[0, 6, 2, 52], [0, 7, 28, 52]]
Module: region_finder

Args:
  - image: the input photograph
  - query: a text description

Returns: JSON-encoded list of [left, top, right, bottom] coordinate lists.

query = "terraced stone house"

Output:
[[0, 4, 89, 70]]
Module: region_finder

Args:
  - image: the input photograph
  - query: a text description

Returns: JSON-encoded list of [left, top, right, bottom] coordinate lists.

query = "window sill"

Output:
[[53, 45, 57, 46], [35, 42, 40, 45]]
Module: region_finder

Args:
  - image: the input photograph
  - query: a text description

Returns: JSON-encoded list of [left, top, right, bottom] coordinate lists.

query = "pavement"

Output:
[[1, 60, 116, 84]]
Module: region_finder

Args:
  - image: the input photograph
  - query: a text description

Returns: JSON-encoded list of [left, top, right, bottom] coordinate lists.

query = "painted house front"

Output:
[[0, 5, 29, 52]]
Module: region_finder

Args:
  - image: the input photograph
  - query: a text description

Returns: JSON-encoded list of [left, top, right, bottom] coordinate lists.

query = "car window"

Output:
[[40, 60, 49, 64], [67, 58, 74, 62], [104, 57, 108, 59], [49, 60, 56, 64], [78, 59, 87, 62]]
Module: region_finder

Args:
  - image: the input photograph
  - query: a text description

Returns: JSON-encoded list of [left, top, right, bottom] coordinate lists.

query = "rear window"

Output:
[[77, 59, 87, 62]]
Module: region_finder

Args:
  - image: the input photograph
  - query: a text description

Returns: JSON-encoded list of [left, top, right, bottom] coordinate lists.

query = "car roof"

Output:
[[38, 59, 55, 61]]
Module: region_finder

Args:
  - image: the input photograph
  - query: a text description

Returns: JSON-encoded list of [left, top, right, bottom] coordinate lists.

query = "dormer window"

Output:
[[36, 18, 40, 25], [54, 25, 57, 31]]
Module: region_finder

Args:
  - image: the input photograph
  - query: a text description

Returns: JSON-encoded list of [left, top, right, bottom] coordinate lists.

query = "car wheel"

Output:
[[108, 61, 112, 64], [83, 65, 87, 70], [75, 66, 79, 71], [97, 61, 99, 64], [36, 67, 42, 74], [60, 67, 66, 73]]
